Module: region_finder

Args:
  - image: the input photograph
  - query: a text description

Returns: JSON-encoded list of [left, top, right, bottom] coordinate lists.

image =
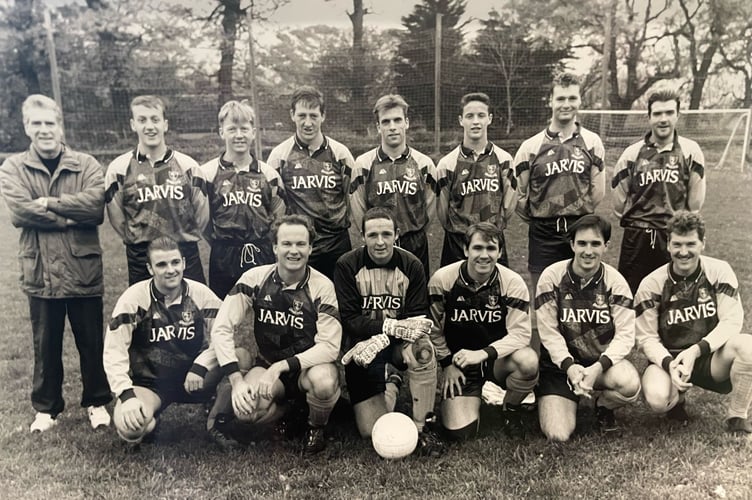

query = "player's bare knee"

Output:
[[305, 364, 339, 399], [541, 423, 573, 442], [641, 380, 672, 412], [726, 335, 752, 362], [405, 335, 435, 370], [512, 347, 539, 377]]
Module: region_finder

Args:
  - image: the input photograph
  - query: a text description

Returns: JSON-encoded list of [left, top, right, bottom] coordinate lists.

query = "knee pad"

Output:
[[444, 420, 478, 442], [409, 335, 435, 368]]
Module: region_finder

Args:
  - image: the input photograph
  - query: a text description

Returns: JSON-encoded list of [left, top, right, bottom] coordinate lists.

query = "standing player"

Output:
[[435, 93, 516, 267], [350, 94, 438, 279], [208, 215, 342, 455], [266, 86, 355, 279], [334, 207, 445, 456], [535, 215, 641, 441], [636, 211, 752, 433], [0, 95, 112, 432], [105, 95, 209, 285], [200, 100, 285, 298], [428, 222, 538, 440], [612, 89, 706, 293], [514, 73, 605, 291], [103, 237, 243, 443]]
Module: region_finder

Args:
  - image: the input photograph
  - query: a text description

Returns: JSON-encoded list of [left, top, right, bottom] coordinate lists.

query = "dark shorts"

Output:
[[618, 227, 670, 294], [309, 230, 352, 280], [127, 241, 205, 286], [345, 341, 407, 405], [254, 358, 304, 401], [396, 229, 429, 279], [134, 378, 212, 416], [446, 360, 509, 399], [441, 231, 508, 268], [528, 217, 579, 274], [209, 239, 275, 298], [688, 350, 733, 394]]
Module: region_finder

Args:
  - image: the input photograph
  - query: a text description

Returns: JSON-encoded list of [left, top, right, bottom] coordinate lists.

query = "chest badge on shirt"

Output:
[[180, 309, 194, 327], [572, 146, 584, 160], [290, 299, 304, 315], [698, 287, 711, 302], [666, 155, 679, 169], [322, 162, 334, 175], [593, 294, 608, 309], [486, 295, 500, 310], [404, 166, 417, 181], [167, 168, 183, 185], [248, 179, 261, 192], [485, 163, 498, 178]]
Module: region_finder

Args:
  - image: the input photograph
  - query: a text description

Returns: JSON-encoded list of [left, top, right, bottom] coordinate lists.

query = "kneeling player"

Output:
[[209, 215, 342, 454], [103, 237, 247, 443], [428, 222, 538, 440], [535, 215, 641, 441], [333, 207, 445, 456], [637, 211, 752, 433]]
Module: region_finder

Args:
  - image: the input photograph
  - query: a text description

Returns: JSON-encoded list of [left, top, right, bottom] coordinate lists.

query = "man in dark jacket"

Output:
[[0, 95, 112, 432]]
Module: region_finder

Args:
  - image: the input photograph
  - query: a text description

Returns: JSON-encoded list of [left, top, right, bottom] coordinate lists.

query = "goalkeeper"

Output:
[[333, 207, 445, 456]]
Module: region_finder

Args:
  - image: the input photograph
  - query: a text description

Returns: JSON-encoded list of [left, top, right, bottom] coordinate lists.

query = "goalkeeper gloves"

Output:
[[382, 316, 433, 342], [341, 333, 390, 367]]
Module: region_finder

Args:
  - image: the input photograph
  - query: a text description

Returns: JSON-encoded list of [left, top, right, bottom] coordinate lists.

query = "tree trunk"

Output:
[[219, 0, 241, 107], [349, 0, 367, 133]]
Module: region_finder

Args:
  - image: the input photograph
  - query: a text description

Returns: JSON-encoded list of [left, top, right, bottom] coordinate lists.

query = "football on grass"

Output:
[[371, 412, 419, 459]]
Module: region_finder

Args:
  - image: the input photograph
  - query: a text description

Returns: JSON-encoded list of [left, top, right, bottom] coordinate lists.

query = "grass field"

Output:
[[0, 165, 751, 499]]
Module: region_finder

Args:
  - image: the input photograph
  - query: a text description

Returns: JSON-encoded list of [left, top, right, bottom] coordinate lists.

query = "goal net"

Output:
[[578, 109, 751, 173]]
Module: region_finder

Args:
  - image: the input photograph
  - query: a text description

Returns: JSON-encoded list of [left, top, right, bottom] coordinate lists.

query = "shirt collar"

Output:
[[150, 279, 187, 306], [294, 134, 329, 156], [459, 141, 494, 160], [271, 265, 311, 290], [218, 153, 258, 173], [643, 130, 678, 152], [363, 246, 400, 269], [668, 260, 702, 285], [545, 122, 581, 141], [458, 260, 498, 289], [135, 147, 173, 165], [376, 146, 411, 163], [566, 260, 604, 288]]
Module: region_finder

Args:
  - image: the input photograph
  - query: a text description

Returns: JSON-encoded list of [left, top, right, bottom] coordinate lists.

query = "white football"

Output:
[[371, 412, 419, 459]]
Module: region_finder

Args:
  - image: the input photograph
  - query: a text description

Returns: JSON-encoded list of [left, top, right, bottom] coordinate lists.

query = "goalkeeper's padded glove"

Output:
[[341, 333, 390, 367], [382, 316, 433, 342]]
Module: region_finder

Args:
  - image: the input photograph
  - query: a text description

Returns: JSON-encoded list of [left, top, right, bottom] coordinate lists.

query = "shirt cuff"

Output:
[[597, 355, 613, 372], [661, 356, 673, 373], [696, 340, 710, 357], [483, 347, 498, 362], [118, 388, 136, 403], [220, 362, 240, 377], [189, 363, 208, 378], [439, 356, 453, 368], [560, 357, 574, 372]]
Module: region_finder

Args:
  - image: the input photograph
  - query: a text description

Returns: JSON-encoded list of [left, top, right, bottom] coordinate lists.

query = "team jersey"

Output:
[[266, 135, 354, 240], [514, 124, 605, 220], [612, 132, 705, 229], [105, 148, 209, 244], [435, 142, 516, 235], [535, 260, 634, 370], [350, 146, 437, 235], [333, 246, 429, 346], [211, 264, 341, 375], [635, 256, 743, 366], [103, 278, 220, 400], [200, 154, 285, 242], [428, 261, 531, 366]]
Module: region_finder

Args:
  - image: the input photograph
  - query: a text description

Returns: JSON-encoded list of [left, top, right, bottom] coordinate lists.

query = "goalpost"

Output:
[[578, 109, 752, 173]]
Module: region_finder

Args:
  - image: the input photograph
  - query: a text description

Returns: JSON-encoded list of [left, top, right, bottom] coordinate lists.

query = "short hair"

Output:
[[647, 89, 681, 115], [146, 236, 182, 263], [464, 222, 503, 248], [361, 207, 398, 234], [460, 92, 491, 114], [218, 99, 255, 128], [551, 73, 581, 95], [373, 94, 409, 120], [567, 214, 612, 243], [22, 95, 62, 125], [667, 210, 705, 241], [130, 95, 166, 118], [290, 86, 325, 115], [271, 214, 317, 245]]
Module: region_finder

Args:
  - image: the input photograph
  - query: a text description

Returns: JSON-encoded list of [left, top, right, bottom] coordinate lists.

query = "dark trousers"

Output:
[[29, 296, 112, 416], [126, 241, 206, 286], [308, 230, 352, 280], [397, 229, 430, 280], [618, 226, 670, 294]]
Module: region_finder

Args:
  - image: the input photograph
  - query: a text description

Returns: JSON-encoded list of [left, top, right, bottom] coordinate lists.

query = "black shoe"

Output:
[[666, 400, 691, 425], [726, 417, 752, 434], [502, 404, 526, 439], [302, 426, 326, 455], [210, 414, 243, 451], [595, 405, 617, 432], [416, 413, 447, 457]]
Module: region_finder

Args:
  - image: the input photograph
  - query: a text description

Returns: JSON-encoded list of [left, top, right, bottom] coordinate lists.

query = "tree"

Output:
[[719, 15, 752, 107], [393, 0, 467, 129]]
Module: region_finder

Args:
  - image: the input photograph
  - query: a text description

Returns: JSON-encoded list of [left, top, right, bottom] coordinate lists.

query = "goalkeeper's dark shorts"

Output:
[[345, 340, 407, 405]]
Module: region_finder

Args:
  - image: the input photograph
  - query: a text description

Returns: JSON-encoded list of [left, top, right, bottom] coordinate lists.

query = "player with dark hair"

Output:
[[435, 93, 516, 267], [428, 222, 538, 440], [535, 214, 641, 441], [0, 94, 112, 432], [266, 86, 355, 279], [103, 237, 247, 444], [105, 95, 209, 285], [514, 73, 606, 291], [208, 214, 342, 454], [350, 94, 438, 280], [612, 89, 706, 293], [333, 207, 445, 456], [200, 100, 286, 298], [636, 211, 752, 433]]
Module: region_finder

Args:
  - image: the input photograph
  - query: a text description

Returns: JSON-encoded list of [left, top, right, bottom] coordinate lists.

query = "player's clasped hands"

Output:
[[341, 333, 390, 367], [442, 364, 466, 399], [566, 363, 592, 399], [383, 316, 433, 342]]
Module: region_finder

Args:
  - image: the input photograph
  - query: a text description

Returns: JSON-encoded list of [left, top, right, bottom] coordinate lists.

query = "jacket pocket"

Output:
[[69, 232, 103, 288], [19, 250, 43, 289]]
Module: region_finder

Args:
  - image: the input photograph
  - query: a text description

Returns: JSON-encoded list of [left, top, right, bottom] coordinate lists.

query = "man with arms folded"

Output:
[[637, 211, 752, 433], [428, 222, 538, 440], [334, 207, 445, 456], [209, 215, 342, 455], [535, 215, 640, 441], [105, 95, 209, 285]]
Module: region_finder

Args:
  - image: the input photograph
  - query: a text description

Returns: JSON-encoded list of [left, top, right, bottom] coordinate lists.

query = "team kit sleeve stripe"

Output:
[[505, 296, 530, 312], [717, 282, 738, 298], [202, 308, 218, 319], [611, 162, 632, 188], [634, 296, 658, 316], [534, 290, 556, 310], [514, 160, 529, 178], [229, 282, 256, 299], [318, 302, 340, 321], [611, 294, 633, 309], [108, 311, 140, 331], [690, 160, 705, 178]]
